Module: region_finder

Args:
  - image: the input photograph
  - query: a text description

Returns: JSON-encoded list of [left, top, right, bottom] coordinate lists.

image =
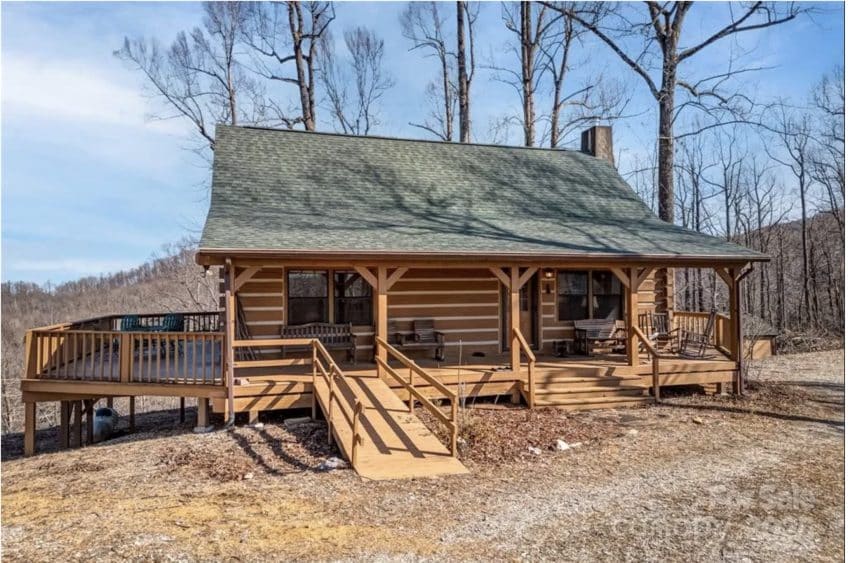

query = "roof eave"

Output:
[[196, 247, 768, 267]]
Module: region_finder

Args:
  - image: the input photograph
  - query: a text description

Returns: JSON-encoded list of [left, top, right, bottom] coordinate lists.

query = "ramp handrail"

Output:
[[633, 325, 660, 401], [374, 336, 459, 457], [311, 340, 365, 465], [511, 327, 537, 408]]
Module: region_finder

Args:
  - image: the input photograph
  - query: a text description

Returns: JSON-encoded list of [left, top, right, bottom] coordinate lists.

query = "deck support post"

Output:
[[179, 397, 186, 423], [128, 397, 136, 433], [23, 402, 36, 457], [248, 410, 259, 425], [626, 268, 641, 367], [59, 401, 70, 449], [195, 397, 210, 432], [84, 399, 94, 445], [72, 400, 83, 447]]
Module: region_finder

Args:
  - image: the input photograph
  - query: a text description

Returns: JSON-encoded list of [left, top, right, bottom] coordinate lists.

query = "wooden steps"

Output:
[[524, 366, 651, 411]]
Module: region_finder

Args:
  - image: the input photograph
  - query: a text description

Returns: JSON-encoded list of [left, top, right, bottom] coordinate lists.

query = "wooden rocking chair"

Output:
[[638, 311, 680, 352], [678, 310, 717, 359]]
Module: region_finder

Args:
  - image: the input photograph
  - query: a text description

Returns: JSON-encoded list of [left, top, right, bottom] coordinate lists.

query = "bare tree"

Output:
[[542, 1, 802, 222], [539, 3, 628, 147], [115, 1, 258, 152], [810, 65, 845, 239], [496, 3, 563, 147], [456, 1, 479, 142], [401, 2, 457, 141], [767, 103, 815, 325], [319, 27, 394, 135], [245, 1, 335, 130]]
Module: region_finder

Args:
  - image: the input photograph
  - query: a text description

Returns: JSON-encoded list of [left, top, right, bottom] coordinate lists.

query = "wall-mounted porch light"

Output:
[[542, 268, 555, 293]]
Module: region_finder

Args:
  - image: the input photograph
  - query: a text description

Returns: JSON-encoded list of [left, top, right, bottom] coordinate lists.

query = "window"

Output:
[[591, 271, 622, 320], [334, 271, 372, 325], [556, 270, 623, 321], [287, 270, 328, 325], [557, 271, 589, 321]]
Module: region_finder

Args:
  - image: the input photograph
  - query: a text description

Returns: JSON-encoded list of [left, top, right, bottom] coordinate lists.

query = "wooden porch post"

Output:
[[626, 268, 640, 367], [376, 266, 388, 364], [510, 266, 521, 372], [716, 265, 744, 395], [730, 268, 743, 394], [23, 401, 36, 457], [224, 258, 236, 423]]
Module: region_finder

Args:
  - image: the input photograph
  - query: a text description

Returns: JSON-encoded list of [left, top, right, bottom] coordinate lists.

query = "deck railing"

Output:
[[374, 337, 459, 457], [512, 328, 537, 409], [24, 312, 224, 385]]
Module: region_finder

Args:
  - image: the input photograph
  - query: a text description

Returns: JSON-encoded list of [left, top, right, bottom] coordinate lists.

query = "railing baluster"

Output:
[[182, 333, 188, 383]]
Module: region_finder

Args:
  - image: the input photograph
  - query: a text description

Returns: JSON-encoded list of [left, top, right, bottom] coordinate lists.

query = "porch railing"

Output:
[[512, 328, 537, 408], [24, 312, 225, 385], [374, 337, 458, 457]]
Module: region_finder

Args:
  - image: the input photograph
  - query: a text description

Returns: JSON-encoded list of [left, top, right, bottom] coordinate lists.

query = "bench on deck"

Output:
[[281, 322, 357, 362], [388, 319, 446, 361], [574, 319, 627, 355]]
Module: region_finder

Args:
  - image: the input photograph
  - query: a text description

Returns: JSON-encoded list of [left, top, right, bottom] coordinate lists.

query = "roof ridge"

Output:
[[220, 124, 588, 155]]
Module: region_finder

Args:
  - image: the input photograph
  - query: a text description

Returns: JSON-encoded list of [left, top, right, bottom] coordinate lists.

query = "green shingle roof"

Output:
[[199, 125, 764, 262]]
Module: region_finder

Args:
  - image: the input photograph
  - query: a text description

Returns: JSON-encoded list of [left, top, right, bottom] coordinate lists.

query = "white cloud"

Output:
[[2, 53, 186, 136]]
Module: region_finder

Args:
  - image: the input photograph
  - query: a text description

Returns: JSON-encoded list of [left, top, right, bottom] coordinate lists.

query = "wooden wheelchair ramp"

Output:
[[312, 373, 468, 480]]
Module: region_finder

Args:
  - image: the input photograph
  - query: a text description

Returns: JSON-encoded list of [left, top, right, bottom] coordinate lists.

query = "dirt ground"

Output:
[[1, 350, 844, 561]]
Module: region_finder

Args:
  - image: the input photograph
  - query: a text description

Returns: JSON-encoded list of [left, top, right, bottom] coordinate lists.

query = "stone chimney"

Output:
[[580, 125, 614, 165]]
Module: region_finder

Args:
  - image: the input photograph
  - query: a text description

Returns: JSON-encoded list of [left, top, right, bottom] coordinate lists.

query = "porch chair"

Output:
[[158, 313, 185, 332], [120, 315, 143, 331], [638, 311, 679, 352], [157, 313, 186, 357], [387, 319, 446, 361], [678, 310, 717, 359]]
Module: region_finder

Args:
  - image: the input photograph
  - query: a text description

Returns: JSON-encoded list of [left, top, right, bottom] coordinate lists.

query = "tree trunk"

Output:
[[521, 3, 535, 147], [288, 4, 314, 131], [657, 63, 676, 223], [457, 1, 470, 143], [799, 171, 811, 325]]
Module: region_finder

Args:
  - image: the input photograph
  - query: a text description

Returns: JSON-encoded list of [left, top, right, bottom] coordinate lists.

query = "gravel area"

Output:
[[1, 350, 844, 561]]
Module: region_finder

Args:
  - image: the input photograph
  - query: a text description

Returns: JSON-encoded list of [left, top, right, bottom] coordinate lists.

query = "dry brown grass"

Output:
[[2, 350, 844, 561]]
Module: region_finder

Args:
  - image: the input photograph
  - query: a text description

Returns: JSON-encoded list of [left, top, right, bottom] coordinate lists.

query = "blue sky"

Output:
[[1, 1, 844, 284]]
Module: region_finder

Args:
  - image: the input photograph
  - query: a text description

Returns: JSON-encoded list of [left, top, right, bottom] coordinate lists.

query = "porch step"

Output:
[[532, 395, 652, 411], [534, 369, 640, 384], [531, 386, 646, 400], [529, 378, 646, 391]]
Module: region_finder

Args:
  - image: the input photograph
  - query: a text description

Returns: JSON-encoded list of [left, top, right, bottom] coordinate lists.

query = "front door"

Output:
[[501, 273, 539, 351]]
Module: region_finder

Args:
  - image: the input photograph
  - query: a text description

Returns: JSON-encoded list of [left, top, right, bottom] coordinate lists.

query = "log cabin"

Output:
[[20, 125, 766, 479]]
